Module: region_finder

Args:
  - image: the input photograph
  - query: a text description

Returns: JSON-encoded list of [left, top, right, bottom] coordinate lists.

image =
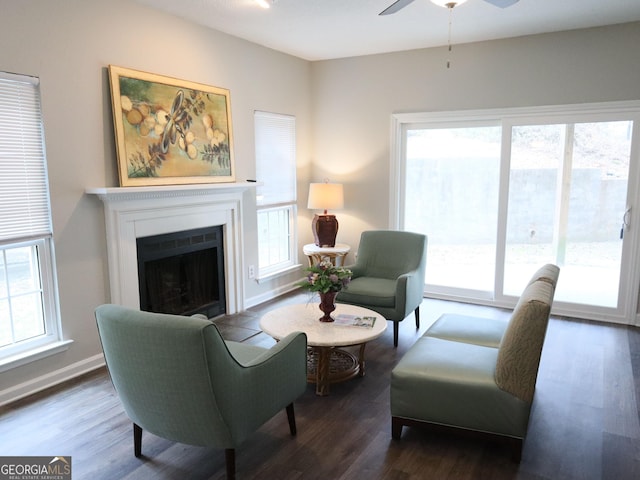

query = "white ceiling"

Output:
[[136, 0, 640, 61]]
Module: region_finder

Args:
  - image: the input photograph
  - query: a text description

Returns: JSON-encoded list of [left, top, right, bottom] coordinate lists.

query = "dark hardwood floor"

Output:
[[1, 291, 639, 479]]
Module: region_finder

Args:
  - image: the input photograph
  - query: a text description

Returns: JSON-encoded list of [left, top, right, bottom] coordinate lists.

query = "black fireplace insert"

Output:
[[137, 225, 225, 319]]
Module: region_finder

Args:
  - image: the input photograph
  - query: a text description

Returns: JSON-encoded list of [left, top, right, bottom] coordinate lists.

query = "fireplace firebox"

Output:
[[137, 225, 225, 318]]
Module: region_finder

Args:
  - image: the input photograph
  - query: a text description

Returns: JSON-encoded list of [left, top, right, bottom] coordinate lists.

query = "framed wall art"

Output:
[[108, 65, 235, 186]]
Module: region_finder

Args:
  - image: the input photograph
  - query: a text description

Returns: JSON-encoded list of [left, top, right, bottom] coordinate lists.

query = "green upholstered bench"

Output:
[[390, 264, 559, 461]]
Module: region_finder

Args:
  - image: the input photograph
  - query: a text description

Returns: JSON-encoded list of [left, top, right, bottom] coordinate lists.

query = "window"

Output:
[[403, 124, 501, 295], [254, 111, 298, 279], [393, 101, 640, 324], [0, 71, 65, 369]]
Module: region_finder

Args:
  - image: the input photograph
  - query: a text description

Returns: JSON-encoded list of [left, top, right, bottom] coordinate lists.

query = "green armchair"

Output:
[[336, 230, 428, 347], [95, 304, 307, 480]]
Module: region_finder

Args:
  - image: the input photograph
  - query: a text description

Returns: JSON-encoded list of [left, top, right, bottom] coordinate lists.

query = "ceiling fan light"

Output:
[[430, 0, 468, 7]]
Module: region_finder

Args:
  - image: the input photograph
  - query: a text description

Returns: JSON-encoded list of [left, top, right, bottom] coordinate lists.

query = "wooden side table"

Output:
[[303, 243, 351, 267]]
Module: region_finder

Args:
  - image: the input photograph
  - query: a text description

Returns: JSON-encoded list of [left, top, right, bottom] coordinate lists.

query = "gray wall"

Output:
[[0, 0, 311, 403], [1, 0, 639, 403], [310, 23, 640, 253]]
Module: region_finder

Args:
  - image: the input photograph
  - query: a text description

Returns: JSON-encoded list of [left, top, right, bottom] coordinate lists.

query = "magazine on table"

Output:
[[334, 314, 376, 328]]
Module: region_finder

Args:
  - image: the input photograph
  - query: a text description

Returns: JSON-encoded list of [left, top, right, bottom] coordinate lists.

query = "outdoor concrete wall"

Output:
[[406, 159, 626, 244]]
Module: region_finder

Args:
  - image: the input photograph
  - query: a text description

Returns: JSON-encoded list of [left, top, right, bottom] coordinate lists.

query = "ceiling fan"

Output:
[[380, 0, 520, 16], [380, 0, 520, 67]]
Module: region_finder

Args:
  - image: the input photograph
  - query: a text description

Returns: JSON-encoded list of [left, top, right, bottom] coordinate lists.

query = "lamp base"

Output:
[[312, 214, 339, 247]]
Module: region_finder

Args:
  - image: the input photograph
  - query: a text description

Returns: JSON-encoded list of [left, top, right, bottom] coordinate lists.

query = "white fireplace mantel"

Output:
[[87, 182, 258, 315]]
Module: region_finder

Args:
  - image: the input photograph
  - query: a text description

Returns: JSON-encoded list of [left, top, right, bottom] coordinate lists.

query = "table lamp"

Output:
[[307, 181, 344, 247]]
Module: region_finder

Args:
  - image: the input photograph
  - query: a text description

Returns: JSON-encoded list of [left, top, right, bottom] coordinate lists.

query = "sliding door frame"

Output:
[[390, 100, 640, 326]]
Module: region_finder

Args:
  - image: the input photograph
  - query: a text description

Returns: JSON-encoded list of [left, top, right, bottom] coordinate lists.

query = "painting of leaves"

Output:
[[108, 65, 235, 186]]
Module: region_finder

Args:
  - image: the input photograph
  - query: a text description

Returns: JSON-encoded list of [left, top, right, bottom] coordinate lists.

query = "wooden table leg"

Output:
[[358, 343, 367, 377], [315, 346, 332, 396]]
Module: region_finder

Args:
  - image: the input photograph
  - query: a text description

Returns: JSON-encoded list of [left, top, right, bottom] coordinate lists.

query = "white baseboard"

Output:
[[0, 354, 105, 407]]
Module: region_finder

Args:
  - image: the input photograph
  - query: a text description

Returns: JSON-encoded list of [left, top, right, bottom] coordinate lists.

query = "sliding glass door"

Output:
[[503, 121, 632, 308], [396, 103, 640, 324], [403, 124, 501, 298]]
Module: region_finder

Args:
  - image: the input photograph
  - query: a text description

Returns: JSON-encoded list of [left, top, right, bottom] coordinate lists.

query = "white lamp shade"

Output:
[[307, 183, 344, 211]]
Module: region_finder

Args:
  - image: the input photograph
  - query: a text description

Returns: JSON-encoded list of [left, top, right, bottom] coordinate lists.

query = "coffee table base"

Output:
[[307, 344, 367, 396]]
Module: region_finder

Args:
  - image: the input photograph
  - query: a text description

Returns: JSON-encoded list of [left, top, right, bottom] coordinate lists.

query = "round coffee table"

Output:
[[259, 302, 387, 396]]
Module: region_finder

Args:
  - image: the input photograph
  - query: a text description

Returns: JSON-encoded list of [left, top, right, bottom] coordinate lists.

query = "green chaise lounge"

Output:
[[390, 264, 560, 461]]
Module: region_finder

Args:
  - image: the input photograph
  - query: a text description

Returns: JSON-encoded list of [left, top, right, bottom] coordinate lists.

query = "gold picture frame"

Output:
[[108, 65, 235, 186]]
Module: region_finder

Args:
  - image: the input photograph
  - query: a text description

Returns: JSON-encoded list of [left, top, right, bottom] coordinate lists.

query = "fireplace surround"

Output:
[[87, 183, 257, 315]]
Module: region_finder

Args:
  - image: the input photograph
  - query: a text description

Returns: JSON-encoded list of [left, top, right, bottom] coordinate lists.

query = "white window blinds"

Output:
[[0, 72, 52, 242], [255, 111, 296, 206]]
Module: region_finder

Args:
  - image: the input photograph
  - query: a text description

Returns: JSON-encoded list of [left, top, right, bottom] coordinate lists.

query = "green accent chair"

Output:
[[390, 264, 560, 461], [95, 304, 307, 480], [336, 230, 428, 347]]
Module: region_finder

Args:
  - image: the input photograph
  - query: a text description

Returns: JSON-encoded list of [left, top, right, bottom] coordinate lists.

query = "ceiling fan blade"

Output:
[[379, 0, 416, 16], [483, 0, 520, 8]]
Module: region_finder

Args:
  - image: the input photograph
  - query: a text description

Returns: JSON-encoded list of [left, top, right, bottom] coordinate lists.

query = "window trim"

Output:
[[0, 339, 73, 373], [256, 203, 299, 281], [0, 237, 67, 371], [0, 71, 65, 368], [390, 100, 640, 326], [254, 110, 299, 280]]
